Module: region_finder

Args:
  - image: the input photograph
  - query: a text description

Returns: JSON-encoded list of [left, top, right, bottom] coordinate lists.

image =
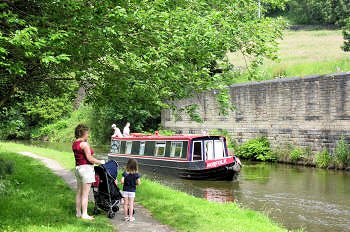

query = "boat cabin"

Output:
[[110, 134, 229, 162]]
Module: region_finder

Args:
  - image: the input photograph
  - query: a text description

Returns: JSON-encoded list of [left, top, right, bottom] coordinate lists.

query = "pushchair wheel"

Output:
[[107, 210, 115, 219], [112, 205, 119, 212]]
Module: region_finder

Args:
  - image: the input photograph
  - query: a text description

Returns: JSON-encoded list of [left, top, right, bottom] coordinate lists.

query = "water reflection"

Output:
[[203, 188, 235, 203]]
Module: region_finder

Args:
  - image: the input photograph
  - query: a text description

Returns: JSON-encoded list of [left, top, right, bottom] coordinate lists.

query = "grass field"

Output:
[[0, 149, 113, 232], [227, 29, 350, 83], [0, 142, 287, 232]]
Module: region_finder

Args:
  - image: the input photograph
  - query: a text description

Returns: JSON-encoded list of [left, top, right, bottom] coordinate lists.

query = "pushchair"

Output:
[[92, 160, 123, 218]]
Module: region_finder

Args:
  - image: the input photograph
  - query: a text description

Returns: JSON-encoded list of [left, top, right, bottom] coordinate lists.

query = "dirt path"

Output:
[[18, 151, 174, 232]]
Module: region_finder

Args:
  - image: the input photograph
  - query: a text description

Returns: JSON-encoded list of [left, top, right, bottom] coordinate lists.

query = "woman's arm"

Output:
[[121, 177, 125, 184], [136, 178, 141, 185], [81, 142, 104, 165]]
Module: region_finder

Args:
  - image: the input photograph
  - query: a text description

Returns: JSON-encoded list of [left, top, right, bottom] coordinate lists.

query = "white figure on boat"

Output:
[[123, 122, 130, 137], [111, 124, 123, 138]]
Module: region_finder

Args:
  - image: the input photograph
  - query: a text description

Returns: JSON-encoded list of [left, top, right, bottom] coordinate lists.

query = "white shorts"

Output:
[[122, 191, 135, 198], [75, 165, 95, 184]]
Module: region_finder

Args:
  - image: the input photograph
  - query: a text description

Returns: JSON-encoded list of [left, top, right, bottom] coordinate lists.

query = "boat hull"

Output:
[[108, 155, 240, 181]]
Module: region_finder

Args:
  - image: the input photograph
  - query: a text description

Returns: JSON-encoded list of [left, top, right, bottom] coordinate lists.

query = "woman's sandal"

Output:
[[81, 215, 95, 220]]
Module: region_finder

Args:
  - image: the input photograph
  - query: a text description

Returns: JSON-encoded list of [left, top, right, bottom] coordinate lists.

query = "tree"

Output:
[[287, 0, 350, 26], [1, 0, 286, 141], [81, 0, 286, 141], [343, 18, 350, 52], [0, 1, 78, 138]]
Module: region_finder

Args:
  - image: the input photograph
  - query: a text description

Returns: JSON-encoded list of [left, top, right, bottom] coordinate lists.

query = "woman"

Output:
[[72, 124, 105, 220]]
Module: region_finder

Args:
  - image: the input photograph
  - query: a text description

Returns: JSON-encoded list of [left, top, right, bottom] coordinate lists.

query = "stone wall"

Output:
[[161, 72, 350, 151]]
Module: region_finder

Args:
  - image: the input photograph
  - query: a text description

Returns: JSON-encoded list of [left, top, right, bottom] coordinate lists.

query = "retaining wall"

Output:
[[161, 72, 350, 151]]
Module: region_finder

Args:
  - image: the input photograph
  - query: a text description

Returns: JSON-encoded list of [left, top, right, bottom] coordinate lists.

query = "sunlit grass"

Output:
[[227, 29, 350, 83], [0, 142, 75, 171], [0, 149, 113, 232], [137, 179, 286, 232]]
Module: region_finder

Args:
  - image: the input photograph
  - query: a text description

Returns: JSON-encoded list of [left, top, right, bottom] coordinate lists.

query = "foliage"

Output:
[[286, 0, 350, 26], [0, 158, 14, 178], [271, 144, 314, 164], [158, 130, 176, 136], [314, 149, 332, 168], [0, 0, 80, 139], [1, 0, 286, 142], [343, 19, 350, 52], [77, 0, 286, 142], [236, 137, 275, 161], [31, 105, 93, 143], [334, 136, 350, 168], [0, 150, 112, 231], [289, 148, 304, 162]]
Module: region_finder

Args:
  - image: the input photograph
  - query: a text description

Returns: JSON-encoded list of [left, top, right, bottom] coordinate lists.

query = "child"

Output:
[[121, 158, 141, 222]]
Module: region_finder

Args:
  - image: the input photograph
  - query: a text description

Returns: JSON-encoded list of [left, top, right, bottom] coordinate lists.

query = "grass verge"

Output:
[[0, 142, 75, 171], [137, 179, 285, 232], [1, 142, 286, 232], [0, 148, 113, 232]]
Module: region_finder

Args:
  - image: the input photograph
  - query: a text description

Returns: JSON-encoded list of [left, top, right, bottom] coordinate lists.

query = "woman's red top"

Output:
[[72, 140, 94, 166]]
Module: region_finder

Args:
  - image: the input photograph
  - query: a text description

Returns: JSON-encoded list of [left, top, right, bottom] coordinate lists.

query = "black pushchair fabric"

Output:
[[93, 160, 122, 217]]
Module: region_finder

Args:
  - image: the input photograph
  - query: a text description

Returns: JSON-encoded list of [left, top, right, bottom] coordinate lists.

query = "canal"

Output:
[[25, 141, 350, 232]]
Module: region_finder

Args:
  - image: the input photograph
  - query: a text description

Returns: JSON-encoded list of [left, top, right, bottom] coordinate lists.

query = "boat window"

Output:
[[170, 142, 183, 158], [111, 140, 121, 153], [155, 142, 166, 156], [131, 141, 140, 154], [145, 141, 155, 155], [181, 141, 188, 159], [139, 141, 145, 155], [204, 140, 214, 160], [126, 141, 132, 154], [214, 140, 225, 158], [192, 141, 202, 161]]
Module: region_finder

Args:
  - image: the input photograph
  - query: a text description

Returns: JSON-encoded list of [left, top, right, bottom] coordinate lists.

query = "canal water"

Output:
[[22, 141, 350, 232]]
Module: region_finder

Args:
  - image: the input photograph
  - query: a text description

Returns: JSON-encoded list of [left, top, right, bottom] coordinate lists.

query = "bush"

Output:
[[287, 0, 350, 26], [334, 136, 350, 169], [343, 18, 350, 52], [236, 137, 275, 161], [0, 158, 14, 178], [315, 149, 331, 168], [289, 148, 304, 162]]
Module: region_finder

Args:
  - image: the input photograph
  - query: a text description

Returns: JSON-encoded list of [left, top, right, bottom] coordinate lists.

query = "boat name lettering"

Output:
[[206, 159, 227, 168]]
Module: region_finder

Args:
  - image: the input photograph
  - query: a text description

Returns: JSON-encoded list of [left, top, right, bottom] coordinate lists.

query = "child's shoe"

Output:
[[129, 217, 135, 222], [124, 216, 129, 221]]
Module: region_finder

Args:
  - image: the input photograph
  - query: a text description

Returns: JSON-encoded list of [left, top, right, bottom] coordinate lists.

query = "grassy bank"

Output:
[[137, 179, 285, 232], [0, 148, 113, 232], [30, 105, 93, 143], [228, 29, 350, 83], [0, 142, 286, 232]]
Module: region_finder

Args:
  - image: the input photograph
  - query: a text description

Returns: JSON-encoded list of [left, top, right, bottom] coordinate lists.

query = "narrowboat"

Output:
[[108, 132, 241, 181]]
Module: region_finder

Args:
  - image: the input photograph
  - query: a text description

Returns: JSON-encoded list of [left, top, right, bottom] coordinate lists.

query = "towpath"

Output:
[[18, 151, 174, 232]]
